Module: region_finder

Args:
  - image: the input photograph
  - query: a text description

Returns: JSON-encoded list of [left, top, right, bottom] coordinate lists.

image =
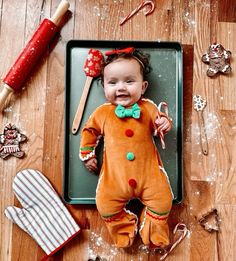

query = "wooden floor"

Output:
[[0, 0, 235, 260]]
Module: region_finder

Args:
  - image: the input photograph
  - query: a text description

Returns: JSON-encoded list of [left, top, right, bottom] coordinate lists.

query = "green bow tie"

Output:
[[115, 103, 141, 119]]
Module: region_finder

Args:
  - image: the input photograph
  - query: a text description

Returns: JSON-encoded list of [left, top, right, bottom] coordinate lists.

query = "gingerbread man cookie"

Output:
[[202, 43, 231, 77], [0, 123, 27, 159]]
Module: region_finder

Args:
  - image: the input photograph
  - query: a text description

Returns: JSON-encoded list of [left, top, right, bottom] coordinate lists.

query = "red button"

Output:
[[128, 178, 137, 188], [125, 129, 134, 137]]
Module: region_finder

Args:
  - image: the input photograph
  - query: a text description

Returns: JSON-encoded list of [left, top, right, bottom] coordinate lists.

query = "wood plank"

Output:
[[11, 0, 51, 260], [154, 44, 194, 261], [217, 205, 236, 260], [40, 0, 77, 260], [218, 0, 236, 22], [98, 0, 127, 40], [210, 0, 218, 42], [170, 0, 195, 44], [192, 0, 211, 80], [0, 1, 27, 261], [217, 22, 236, 111], [215, 110, 236, 204], [62, 230, 89, 261], [191, 0, 212, 181], [74, 0, 99, 39], [145, 8, 172, 41], [188, 181, 216, 261], [0, 1, 236, 260]]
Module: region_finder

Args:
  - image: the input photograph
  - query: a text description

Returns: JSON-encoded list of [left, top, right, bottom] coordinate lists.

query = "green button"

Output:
[[126, 152, 135, 161]]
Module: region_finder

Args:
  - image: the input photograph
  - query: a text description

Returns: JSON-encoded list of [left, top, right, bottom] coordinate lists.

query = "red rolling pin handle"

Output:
[[0, 0, 69, 111], [3, 19, 58, 91]]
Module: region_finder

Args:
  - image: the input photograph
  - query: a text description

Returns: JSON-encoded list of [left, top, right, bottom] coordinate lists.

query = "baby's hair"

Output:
[[100, 48, 152, 85]]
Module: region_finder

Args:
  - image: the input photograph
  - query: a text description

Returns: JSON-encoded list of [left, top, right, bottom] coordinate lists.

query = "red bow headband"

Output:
[[105, 47, 144, 68], [105, 47, 134, 56]]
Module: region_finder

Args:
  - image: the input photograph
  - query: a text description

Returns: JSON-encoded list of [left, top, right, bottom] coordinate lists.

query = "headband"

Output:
[[105, 47, 134, 56], [105, 47, 145, 69]]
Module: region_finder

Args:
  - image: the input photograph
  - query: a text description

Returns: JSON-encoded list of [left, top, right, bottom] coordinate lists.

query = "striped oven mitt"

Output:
[[5, 169, 80, 260]]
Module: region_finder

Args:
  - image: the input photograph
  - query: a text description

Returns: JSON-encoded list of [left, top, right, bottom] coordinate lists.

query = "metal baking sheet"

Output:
[[63, 40, 183, 204]]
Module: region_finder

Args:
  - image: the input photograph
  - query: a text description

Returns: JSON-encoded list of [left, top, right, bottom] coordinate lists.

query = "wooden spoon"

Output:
[[193, 94, 208, 155], [72, 49, 104, 135]]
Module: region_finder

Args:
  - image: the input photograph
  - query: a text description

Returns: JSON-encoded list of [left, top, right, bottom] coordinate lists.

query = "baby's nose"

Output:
[[117, 82, 126, 91]]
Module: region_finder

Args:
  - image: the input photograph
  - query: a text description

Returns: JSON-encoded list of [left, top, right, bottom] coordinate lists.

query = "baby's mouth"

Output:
[[116, 94, 129, 99]]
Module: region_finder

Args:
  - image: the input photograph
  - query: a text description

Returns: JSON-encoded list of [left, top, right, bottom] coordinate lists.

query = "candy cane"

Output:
[[155, 102, 169, 149], [160, 223, 189, 260], [119, 0, 156, 26]]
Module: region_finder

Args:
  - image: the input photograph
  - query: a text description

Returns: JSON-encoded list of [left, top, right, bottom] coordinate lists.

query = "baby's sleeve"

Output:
[[79, 107, 104, 161]]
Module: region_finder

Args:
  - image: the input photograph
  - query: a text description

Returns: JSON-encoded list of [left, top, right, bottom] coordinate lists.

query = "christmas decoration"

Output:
[[119, 0, 155, 26], [202, 43, 231, 77], [72, 49, 104, 134], [5, 169, 80, 260], [198, 208, 220, 232], [193, 95, 208, 155], [0, 123, 27, 159]]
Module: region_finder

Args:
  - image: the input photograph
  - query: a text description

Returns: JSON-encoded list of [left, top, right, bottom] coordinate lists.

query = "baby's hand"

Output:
[[84, 157, 98, 173], [155, 116, 172, 134]]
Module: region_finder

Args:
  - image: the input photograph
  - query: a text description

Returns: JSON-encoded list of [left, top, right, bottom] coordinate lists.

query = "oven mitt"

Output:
[[4, 169, 80, 260]]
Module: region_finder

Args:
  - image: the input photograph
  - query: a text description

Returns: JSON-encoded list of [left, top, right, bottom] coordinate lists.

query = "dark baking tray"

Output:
[[63, 40, 183, 204]]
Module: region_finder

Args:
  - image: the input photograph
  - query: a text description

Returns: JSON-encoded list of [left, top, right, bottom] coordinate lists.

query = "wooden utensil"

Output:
[[71, 49, 104, 135], [0, 0, 70, 111], [193, 94, 208, 155]]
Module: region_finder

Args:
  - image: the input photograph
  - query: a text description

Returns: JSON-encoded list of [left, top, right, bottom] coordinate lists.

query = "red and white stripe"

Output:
[[160, 223, 189, 260], [157, 102, 169, 149], [119, 0, 156, 26], [5, 169, 80, 258]]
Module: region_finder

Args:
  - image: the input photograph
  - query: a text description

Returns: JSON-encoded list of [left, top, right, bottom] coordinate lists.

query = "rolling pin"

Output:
[[0, 0, 70, 111]]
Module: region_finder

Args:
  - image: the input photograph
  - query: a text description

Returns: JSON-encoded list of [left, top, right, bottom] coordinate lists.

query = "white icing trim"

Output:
[[79, 150, 95, 161], [208, 67, 217, 73], [139, 206, 147, 233], [0, 134, 5, 143], [79, 135, 102, 161], [205, 54, 210, 61], [223, 50, 230, 59], [159, 166, 174, 199], [222, 64, 230, 72], [96, 170, 104, 195], [124, 208, 138, 235]]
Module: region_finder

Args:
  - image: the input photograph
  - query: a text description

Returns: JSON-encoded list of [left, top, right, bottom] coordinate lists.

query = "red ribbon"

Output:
[[105, 47, 134, 56]]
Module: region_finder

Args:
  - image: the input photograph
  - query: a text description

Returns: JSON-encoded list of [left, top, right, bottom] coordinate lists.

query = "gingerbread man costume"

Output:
[[80, 98, 173, 248]]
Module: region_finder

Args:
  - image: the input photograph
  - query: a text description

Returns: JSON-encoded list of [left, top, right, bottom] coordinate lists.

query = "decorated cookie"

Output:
[[202, 43, 231, 77], [0, 123, 27, 159]]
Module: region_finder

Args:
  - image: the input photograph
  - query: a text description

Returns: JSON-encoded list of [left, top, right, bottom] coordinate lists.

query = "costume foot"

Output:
[[139, 208, 170, 247], [103, 209, 137, 248], [150, 221, 170, 247]]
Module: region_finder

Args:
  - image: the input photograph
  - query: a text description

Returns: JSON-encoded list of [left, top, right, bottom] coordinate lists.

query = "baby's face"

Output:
[[103, 58, 148, 107]]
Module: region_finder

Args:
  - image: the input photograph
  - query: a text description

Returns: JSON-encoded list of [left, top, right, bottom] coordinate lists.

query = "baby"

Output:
[[79, 47, 173, 249]]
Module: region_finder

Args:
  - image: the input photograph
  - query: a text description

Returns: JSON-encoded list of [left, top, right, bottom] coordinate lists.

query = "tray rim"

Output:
[[63, 39, 183, 205]]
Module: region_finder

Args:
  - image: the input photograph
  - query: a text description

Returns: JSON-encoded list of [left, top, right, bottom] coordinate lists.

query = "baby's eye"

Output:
[[126, 80, 134, 83], [108, 81, 116, 85]]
